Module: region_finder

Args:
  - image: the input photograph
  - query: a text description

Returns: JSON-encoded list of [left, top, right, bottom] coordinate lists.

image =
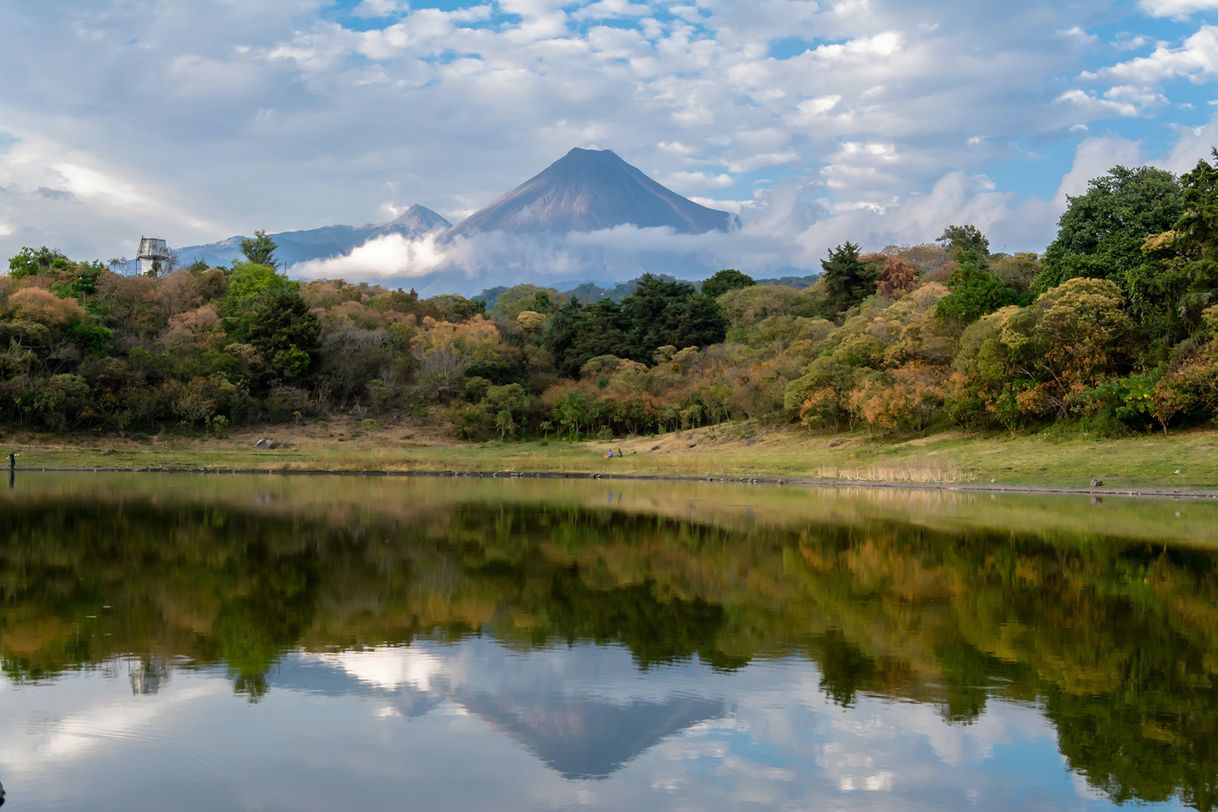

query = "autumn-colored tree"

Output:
[[874, 256, 919, 299], [8, 286, 86, 325], [1013, 277, 1132, 419]]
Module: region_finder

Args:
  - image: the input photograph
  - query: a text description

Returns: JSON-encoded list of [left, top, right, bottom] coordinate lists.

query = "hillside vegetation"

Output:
[[2, 152, 1217, 444]]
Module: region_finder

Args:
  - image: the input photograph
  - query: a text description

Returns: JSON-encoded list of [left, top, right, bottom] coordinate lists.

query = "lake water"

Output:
[[2, 473, 1217, 811]]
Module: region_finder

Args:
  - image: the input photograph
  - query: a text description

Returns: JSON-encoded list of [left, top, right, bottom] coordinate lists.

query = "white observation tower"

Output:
[[137, 237, 171, 276]]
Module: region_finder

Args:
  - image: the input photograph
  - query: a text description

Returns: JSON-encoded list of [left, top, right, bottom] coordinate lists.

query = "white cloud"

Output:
[[791, 95, 843, 124], [1096, 25, 1218, 85], [572, 0, 651, 21], [293, 232, 450, 280], [0, 1, 1210, 274], [1153, 115, 1218, 172], [1053, 135, 1144, 204], [1056, 26, 1097, 45], [807, 31, 901, 62], [793, 170, 1055, 256], [726, 151, 799, 172], [352, 0, 411, 18], [1114, 33, 1151, 51], [666, 171, 735, 190], [658, 140, 695, 156], [1055, 89, 1139, 118], [1137, 0, 1218, 18]]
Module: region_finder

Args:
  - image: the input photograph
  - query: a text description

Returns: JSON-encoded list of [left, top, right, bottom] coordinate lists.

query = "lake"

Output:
[[2, 473, 1217, 811]]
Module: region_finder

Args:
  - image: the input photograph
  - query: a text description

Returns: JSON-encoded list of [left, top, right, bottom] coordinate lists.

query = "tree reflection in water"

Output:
[[1, 475, 1216, 809]]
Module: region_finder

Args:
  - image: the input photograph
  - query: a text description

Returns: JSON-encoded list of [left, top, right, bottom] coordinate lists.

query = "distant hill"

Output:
[[473, 273, 819, 306], [447, 147, 738, 239], [756, 273, 819, 289], [169, 204, 451, 269]]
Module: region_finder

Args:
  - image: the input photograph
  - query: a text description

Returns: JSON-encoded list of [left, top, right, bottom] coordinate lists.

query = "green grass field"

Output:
[[6, 418, 1218, 493]]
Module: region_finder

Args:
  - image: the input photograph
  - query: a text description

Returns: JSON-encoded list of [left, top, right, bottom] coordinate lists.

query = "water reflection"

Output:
[[1, 474, 1216, 810], [292, 642, 726, 779]]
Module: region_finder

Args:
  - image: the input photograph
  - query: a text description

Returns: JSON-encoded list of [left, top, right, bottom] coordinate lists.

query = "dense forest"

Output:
[[2, 150, 1216, 440]]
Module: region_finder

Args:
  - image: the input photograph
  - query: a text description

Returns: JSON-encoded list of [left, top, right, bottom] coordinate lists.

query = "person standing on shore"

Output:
[[8, 451, 13, 472]]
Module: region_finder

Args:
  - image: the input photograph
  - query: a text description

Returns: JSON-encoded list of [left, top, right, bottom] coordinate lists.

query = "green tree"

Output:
[[1175, 149, 1218, 255], [221, 262, 298, 339], [544, 298, 630, 377], [491, 284, 561, 321], [820, 242, 877, 317], [1036, 165, 1182, 294], [935, 257, 1023, 325], [701, 268, 755, 299], [8, 246, 72, 278], [1132, 149, 1218, 342], [621, 274, 726, 359], [247, 289, 322, 385], [937, 224, 990, 263], [239, 230, 278, 267]]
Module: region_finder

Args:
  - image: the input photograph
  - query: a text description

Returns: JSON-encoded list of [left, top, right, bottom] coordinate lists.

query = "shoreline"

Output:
[[15, 464, 1218, 501]]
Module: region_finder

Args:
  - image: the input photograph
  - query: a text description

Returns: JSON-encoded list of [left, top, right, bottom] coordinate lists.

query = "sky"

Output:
[[1, 0, 1217, 283]]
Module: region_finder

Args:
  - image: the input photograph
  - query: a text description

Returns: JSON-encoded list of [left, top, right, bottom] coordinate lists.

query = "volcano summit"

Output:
[[446, 148, 739, 239]]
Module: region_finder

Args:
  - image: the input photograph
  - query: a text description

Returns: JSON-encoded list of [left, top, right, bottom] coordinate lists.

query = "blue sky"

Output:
[[0, 0, 1216, 278]]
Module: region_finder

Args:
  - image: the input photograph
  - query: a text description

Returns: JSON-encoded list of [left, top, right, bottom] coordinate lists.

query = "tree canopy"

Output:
[[701, 268, 755, 299], [820, 242, 876, 317], [240, 230, 278, 267], [1036, 165, 1182, 295]]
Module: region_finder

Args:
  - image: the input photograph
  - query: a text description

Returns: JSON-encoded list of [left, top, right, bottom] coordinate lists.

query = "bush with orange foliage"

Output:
[[7, 286, 86, 325]]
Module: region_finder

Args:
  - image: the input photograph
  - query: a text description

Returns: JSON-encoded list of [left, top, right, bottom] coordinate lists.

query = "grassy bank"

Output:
[[5, 418, 1218, 493]]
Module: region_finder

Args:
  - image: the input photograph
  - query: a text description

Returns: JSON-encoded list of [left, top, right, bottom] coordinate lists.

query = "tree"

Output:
[[491, 284, 561, 321], [665, 292, 728, 351], [544, 298, 630, 377], [1036, 165, 1182, 294], [937, 224, 990, 263], [820, 242, 877, 316], [950, 278, 1132, 426], [621, 274, 697, 355], [8, 246, 72, 278], [1132, 149, 1218, 342], [701, 268, 755, 299], [1175, 149, 1218, 256], [221, 261, 298, 339], [240, 230, 278, 267], [935, 256, 1023, 325], [247, 289, 322, 386], [989, 253, 1041, 293], [621, 274, 726, 359], [1017, 277, 1132, 417], [874, 256, 920, 298], [428, 293, 486, 322]]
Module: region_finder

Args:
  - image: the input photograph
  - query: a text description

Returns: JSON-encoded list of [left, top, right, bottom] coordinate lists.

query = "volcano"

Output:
[[446, 148, 738, 239]]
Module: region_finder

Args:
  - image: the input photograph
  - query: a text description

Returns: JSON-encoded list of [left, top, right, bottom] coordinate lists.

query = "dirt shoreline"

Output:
[[17, 465, 1218, 500]]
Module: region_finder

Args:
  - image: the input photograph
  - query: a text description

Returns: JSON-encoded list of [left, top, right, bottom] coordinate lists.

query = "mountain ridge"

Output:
[[170, 204, 451, 269]]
